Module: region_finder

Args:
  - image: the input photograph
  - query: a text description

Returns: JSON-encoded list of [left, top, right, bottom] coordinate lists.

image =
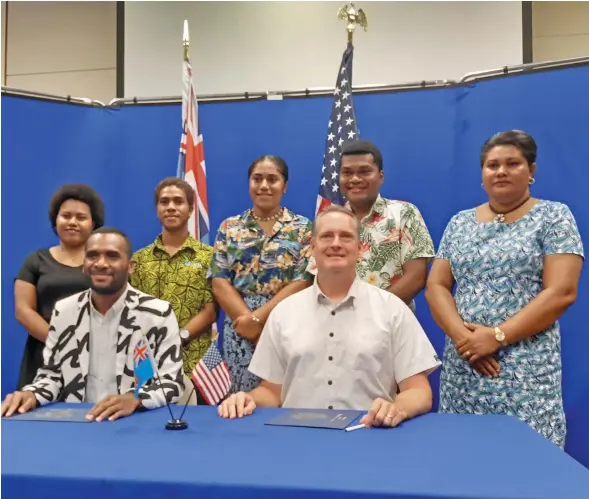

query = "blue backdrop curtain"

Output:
[[2, 64, 588, 466]]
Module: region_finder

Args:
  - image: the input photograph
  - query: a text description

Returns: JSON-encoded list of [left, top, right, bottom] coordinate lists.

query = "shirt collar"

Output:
[[313, 276, 361, 306], [90, 283, 129, 317], [153, 234, 200, 254], [345, 194, 386, 221]]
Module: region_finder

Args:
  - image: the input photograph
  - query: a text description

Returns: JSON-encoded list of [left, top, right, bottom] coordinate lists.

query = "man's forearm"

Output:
[[394, 387, 432, 419], [184, 303, 217, 338], [250, 384, 281, 408], [388, 259, 428, 304], [388, 276, 422, 304]]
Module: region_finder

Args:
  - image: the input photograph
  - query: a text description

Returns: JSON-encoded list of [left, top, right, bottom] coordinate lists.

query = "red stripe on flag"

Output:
[[193, 363, 224, 405]]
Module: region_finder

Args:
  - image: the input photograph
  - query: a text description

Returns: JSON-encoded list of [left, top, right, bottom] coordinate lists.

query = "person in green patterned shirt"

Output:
[[308, 140, 435, 312], [130, 178, 217, 397]]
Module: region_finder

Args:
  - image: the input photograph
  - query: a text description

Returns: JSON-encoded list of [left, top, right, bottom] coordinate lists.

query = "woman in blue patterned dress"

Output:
[[425, 130, 584, 447], [210, 155, 313, 393]]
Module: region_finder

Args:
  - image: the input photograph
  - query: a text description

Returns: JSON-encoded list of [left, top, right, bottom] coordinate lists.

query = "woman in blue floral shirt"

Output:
[[211, 155, 313, 393], [426, 130, 584, 447]]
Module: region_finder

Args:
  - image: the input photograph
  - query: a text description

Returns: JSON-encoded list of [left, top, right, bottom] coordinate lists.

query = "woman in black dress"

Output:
[[15, 184, 105, 388]]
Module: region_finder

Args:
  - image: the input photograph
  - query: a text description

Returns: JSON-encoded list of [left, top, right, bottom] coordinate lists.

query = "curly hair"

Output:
[[48, 184, 105, 233]]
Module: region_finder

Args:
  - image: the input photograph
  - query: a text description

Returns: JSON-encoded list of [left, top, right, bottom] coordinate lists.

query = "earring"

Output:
[[481, 183, 484, 188], [529, 177, 535, 185]]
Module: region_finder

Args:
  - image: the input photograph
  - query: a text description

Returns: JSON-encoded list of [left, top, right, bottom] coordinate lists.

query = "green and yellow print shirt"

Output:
[[130, 235, 214, 374]]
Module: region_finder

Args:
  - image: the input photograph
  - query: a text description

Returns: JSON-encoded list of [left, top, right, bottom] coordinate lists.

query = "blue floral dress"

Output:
[[437, 200, 584, 447], [210, 207, 312, 393]]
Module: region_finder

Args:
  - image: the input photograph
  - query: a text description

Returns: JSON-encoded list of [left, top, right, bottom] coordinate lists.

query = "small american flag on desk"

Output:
[[316, 44, 359, 214], [191, 343, 231, 405]]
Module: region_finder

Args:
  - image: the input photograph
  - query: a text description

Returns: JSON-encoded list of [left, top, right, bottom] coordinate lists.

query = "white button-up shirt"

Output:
[[248, 278, 441, 410], [85, 287, 128, 403]]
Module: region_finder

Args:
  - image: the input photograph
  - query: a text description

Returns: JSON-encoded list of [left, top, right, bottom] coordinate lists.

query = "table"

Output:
[[2, 403, 589, 499]]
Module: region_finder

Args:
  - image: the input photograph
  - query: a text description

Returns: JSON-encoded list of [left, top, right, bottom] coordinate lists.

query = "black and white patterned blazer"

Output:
[[22, 286, 184, 409]]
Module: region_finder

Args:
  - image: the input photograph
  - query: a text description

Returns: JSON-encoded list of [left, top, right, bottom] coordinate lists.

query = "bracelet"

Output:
[[251, 314, 263, 331]]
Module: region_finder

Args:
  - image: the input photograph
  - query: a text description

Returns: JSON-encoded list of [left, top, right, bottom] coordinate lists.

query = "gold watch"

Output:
[[494, 327, 507, 346]]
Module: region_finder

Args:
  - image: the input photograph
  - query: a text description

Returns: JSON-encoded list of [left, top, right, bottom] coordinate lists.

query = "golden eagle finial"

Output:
[[338, 3, 368, 46]]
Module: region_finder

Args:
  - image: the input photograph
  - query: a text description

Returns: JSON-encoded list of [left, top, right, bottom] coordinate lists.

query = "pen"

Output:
[[345, 423, 366, 432]]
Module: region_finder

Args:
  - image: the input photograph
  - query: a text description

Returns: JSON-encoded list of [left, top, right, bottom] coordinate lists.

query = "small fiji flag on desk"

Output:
[[134, 338, 155, 397]]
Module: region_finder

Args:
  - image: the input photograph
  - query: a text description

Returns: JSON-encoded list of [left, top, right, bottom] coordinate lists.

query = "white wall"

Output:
[[4, 1, 116, 102], [2, 1, 7, 85], [124, 1, 523, 98], [532, 1, 589, 62]]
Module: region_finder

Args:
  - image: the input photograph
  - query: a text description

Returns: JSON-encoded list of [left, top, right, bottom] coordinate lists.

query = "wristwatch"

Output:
[[179, 328, 190, 341], [494, 327, 507, 346]]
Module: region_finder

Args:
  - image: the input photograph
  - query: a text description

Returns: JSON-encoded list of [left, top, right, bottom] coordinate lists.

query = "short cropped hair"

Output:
[[340, 140, 383, 170], [312, 205, 361, 240], [480, 130, 537, 167], [154, 177, 195, 208], [48, 184, 105, 234], [87, 226, 133, 259], [247, 155, 289, 182]]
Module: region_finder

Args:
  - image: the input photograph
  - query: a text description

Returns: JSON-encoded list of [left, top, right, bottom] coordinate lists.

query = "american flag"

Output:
[[316, 45, 359, 214], [191, 343, 231, 405], [176, 33, 210, 245]]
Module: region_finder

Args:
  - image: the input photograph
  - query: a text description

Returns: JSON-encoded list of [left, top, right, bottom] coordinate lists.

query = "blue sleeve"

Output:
[[435, 214, 458, 260], [542, 203, 584, 258]]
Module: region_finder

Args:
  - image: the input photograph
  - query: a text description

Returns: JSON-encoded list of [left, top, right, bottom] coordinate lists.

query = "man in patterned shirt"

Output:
[[309, 140, 435, 312], [130, 178, 217, 403]]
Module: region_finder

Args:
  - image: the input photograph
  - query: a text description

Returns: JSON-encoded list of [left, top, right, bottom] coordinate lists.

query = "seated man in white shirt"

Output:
[[218, 205, 441, 427]]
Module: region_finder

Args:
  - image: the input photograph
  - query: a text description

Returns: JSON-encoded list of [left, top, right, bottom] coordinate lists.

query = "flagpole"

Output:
[[182, 19, 190, 60]]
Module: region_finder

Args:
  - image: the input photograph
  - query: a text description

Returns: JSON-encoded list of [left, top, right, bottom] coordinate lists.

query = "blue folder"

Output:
[[2, 407, 92, 423], [265, 409, 364, 430]]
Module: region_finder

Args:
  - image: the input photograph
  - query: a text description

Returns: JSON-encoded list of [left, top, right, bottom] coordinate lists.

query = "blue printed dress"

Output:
[[437, 201, 584, 447], [210, 207, 313, 393]]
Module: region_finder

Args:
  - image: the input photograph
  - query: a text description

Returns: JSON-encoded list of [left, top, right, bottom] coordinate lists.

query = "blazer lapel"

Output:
[[75, 291, 92, 384], [115, 287, 141, 392]]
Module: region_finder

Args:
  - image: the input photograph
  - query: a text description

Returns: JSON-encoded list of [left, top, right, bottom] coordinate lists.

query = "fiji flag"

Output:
[[133, 338, 155, 397], [176, 22, 210, 245]]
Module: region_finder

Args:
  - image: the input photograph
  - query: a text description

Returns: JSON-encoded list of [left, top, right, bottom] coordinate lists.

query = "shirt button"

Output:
[[331, 311, 336, 316], [329, 333, 334, 337], [328, 380, 333, 385], [328, 405, 333, 410], [328, 356, 333, 361]]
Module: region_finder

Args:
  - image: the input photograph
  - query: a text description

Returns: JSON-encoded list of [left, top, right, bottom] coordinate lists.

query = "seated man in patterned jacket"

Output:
[[1, 227, 183, 422]]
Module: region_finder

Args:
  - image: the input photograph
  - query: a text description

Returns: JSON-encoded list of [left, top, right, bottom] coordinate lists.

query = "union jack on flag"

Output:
[[133, 338, 155, 398], [191, 343, 231, 405], [316, 44, 359, 215], [176, 39, 210, 245]]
